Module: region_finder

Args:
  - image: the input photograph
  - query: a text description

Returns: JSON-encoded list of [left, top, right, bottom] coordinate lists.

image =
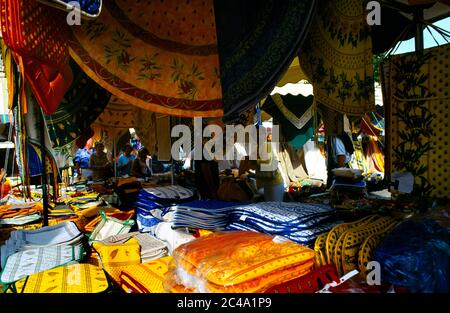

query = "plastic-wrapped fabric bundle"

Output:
[[171, 231, 315, 293], [374, 218, 450, 293]]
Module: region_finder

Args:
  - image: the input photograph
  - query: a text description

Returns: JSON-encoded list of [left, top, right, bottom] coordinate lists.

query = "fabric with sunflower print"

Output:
[[382, 44, 450, 198], [299, 0, 374, 116], [69, 0, 223, 118], [45, 60, 111, 148]]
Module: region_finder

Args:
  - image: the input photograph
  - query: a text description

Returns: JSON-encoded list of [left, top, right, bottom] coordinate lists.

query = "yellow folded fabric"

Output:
[[93, 237, 141, 284], [20, 264, 109, 293], [120, 256, 173, 293], [326, 215, 379, 264], [314, 233, 328, 267], [340, 217, 397, 274]]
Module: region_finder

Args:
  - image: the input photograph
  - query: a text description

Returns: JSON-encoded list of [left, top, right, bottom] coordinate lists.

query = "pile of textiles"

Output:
[[0, 203, 42, 226], [172, 200, 241, 231], [330, 176, 368, 208], [0, 222, 85, 289], [374, 218, 450, 293], [8, 263, 109, 293], [314, 215, 398, 276], [88, 211, 135, 243], [226, 202, 338, 246], [135, 185, 197, 232], [100, 232, 168, 263], [119, 256, 188, 293], [167, 231, 315, 293]]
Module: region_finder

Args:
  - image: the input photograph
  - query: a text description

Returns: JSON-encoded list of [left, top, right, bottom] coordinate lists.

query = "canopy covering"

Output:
[[69, 0, 317, 120]]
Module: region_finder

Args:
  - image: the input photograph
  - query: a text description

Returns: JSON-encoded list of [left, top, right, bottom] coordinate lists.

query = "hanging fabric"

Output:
[[45, 60, 111, 148], [382, 43, 450, 198], [263, 94, 315, 149], [214, 0, 317, 120], [69, 0, 223, 118], [299, 0, 375, 116], [37, 0, 102, 19]]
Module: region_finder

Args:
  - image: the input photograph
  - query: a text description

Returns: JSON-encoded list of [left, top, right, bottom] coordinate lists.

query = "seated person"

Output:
[[131, 148, 152, 178], [89, 142, 112, 181], [117, 143, 136, 177]]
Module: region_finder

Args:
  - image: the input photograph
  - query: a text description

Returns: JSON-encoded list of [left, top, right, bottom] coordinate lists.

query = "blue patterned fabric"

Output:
[[138, 186, 197, 205], [172, 200, 241, 230], [215, 0, 317, 120], [225, 202, 338, 245], [374, 219, 450, 293], [50, 0, 101, 15]]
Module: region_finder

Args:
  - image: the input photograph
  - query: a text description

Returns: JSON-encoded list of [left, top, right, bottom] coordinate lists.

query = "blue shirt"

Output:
[[118, 154, 136, 176], [74, 148, 93, 169]]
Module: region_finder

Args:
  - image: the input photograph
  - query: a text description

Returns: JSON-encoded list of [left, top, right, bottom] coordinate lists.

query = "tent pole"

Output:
[[40, 110, 48, 226], [414, 8, 424, 52], [113, 136, 117, 178]]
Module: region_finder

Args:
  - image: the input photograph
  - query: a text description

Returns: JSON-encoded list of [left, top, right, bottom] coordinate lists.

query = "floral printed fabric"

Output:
[[299, 0, 374, 116], [69, 0, 223, 117], [382, 43, 450, 198]]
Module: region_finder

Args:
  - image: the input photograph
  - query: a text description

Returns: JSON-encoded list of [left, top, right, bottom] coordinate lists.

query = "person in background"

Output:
[[255, 132, 284, 202], [89, 142, 111, 181], [73, 138, 94, 179], [131, 148, 152, 178], [117, 143, 136, 177], [331, 133, 354, 168]]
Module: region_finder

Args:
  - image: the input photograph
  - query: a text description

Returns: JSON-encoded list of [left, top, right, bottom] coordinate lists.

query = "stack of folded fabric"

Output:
[[119, 256, 189, 293], [101, 232, 168, 263], [135, 185, 197, 232], [170, 231, 316, 293], [10, 263, 109, 293], [226, 202, 338, 246], [92, 237, 141, 284], [0, 222, 85, 287], [88, 211, 135, 243], [314, 215, 398, 276], [172, 200, 240, 231], [0, 203, 42, 226]]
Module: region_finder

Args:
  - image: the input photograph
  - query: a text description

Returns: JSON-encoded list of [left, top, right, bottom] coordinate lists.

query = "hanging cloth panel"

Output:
[[263, 94, 314, 149], [214, 0, 317, 120], [382, 43, 450, 198], [45, 60, 111, 148], [299, 0, 375, 116], [69, 0, 223, 118]]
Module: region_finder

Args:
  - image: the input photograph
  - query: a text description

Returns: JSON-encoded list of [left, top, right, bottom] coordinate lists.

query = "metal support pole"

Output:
[[40, 111, 48, 226], [414, 9, 424, 52]]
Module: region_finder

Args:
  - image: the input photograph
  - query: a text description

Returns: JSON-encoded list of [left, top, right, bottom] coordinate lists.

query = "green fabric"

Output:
[[263, 94, 314, 149], [45, 60, 111, 148]]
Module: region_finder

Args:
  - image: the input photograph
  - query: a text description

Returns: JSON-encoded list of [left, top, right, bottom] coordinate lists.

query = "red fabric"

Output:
[[264, 265, 339, 293], [22, 56, 73, 114], [0, 0, 70, 68]]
